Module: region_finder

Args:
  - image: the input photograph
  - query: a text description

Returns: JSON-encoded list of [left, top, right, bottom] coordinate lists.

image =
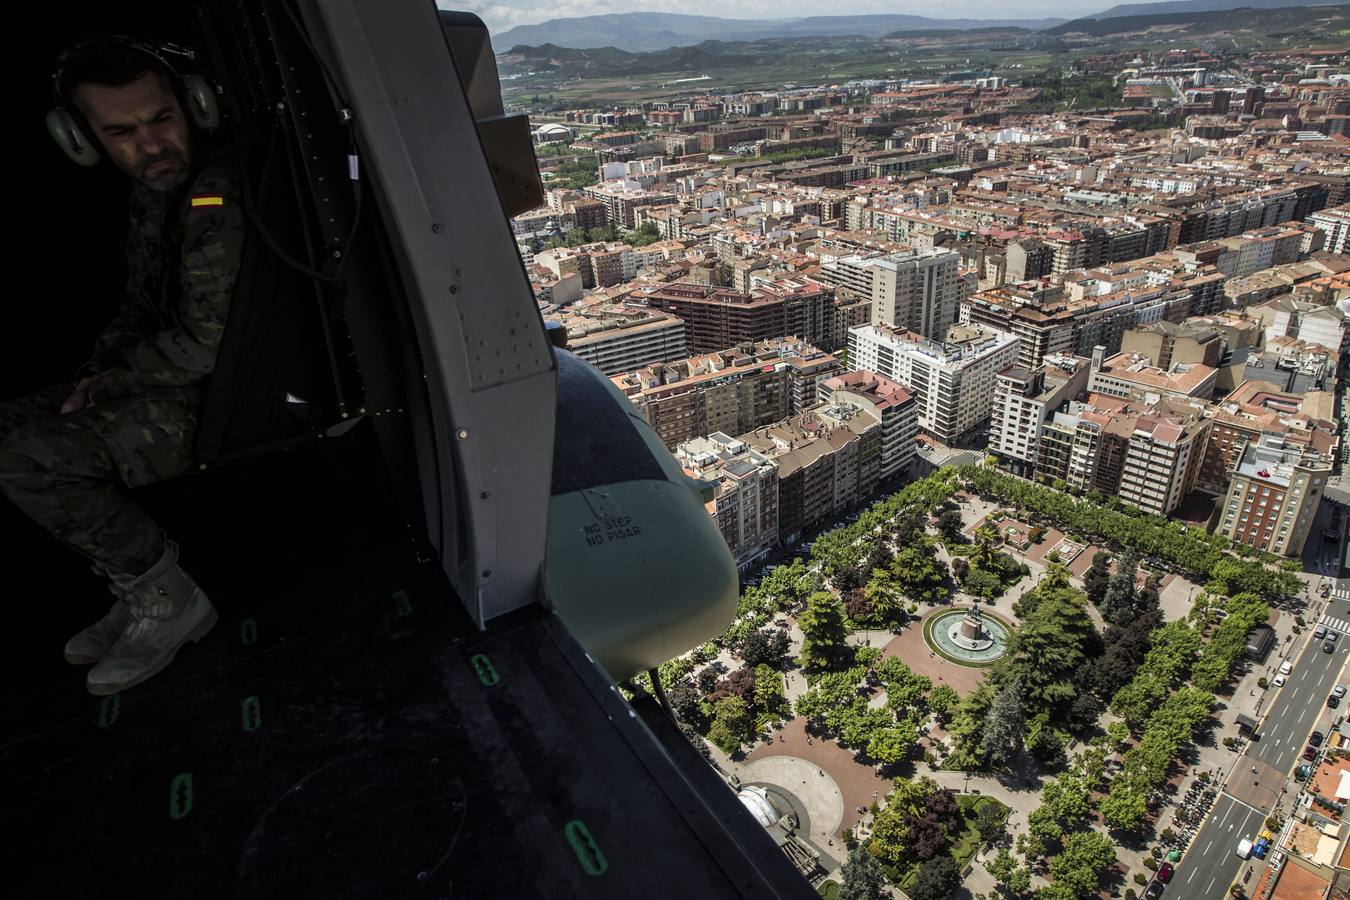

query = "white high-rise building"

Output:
[[818, 248, 960, 339], [848, 322, 1019, 444], [1309, 205, 1350, 255]]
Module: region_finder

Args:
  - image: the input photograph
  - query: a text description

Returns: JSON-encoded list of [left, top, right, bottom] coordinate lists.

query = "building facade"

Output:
[[848, 322, 1019, 444], [1216, 435, 1331, 557]]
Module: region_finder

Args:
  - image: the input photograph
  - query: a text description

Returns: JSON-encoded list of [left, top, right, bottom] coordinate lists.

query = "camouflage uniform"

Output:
[[0, 151, 244, 576]]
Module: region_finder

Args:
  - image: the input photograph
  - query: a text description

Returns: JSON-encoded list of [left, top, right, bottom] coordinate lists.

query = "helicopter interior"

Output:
[[2, 1, 808, 896]]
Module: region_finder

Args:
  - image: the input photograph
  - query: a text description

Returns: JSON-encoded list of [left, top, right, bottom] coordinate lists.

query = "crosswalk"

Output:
[[1319, 613, 1350, 633], [1333, 589, 1350, 603]]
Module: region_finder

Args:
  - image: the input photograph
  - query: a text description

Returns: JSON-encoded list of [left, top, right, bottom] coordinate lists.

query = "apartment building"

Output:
[[848, 322, 1019, 444], [817, 248, 960, 339], [638, 279, 839, 353], [611, 338, 841, 449], [1309, 205, 1350, 255], [1119, 321, 1224, 370], [817, 371, 919, 486], [1251, 297, 1350, 359], [740, 407, 879, 546], [1088, 346, 1218, 401], [582, 184, 679, 230], [559, 306, 688, 376], [676, 434, 779, 571], [989, 354, 1092, 477], [1039, 395, 1211, 516], [1199, 379, 1340, 494], [1216, 435, 1331, 557]]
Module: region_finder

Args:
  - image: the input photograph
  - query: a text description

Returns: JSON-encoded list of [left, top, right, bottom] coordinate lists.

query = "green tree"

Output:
[[989, 847, 1032, 896], [1100, 781, 1149, 831], [938, 509, 965, 540], [1139, 620, 1200, 686], [972, 524, 1001, 569], [707, 695, 752, 754], [741, 627, 791, 668], [1083, 551, 1111, 605], [980, 678, 1027, 767], [1110, 672, 1169, 732], [911, 856, 961, 900], [975, 802, 1007, 843], [996, 575, 1098, 718], [799, 592, 849, 672], [1047, 829, 1116, 898], [928, 684, 960, 723], [753, 663, 785, 716], [963, 568, 1004, 599], [892, 546, 949, 605], [629, 220, 662, 247], [1100, 550, 1139, 625], [864, 567, 906, 624], [838, 844, 887, 900]]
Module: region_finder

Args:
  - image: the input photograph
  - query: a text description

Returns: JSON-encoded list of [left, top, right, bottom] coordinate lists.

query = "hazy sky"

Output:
[[449, 1, 1112, 33]]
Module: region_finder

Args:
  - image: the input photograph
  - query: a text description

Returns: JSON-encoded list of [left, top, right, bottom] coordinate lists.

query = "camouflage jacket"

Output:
[[82, 149, 245, 403]]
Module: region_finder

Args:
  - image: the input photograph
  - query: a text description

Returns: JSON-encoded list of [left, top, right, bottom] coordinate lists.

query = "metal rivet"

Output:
[[449, 285, 459, 294], [457, 429, 469, 439], [482, 569, 492, 578], [431, 223, 442, 233], [481, 491, 490, 499]]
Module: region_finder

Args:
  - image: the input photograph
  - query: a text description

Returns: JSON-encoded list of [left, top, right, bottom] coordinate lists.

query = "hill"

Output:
[[493, 12, 1064, 53], [1045, 2, 1349, 35], [1091, 0, 1338, 18]]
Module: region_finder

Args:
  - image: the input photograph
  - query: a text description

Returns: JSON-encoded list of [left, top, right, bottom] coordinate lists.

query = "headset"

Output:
[[46, 37, 221, 167]]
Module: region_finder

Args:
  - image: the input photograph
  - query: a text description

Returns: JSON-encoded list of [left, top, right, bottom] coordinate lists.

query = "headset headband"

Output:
[[52, 37, 197, 108]]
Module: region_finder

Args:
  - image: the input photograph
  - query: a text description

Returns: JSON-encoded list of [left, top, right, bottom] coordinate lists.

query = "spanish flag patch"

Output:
[[190, 195, 224, 209]]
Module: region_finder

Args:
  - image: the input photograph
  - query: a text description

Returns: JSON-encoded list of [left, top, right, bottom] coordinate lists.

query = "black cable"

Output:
[[648, 667, 677, 721], [238, 126, 362, 285]]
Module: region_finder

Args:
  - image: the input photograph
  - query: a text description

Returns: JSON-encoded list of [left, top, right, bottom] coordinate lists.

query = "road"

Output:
[[1176, 793, 1266, 900], [1183, 592, 1350, 900]]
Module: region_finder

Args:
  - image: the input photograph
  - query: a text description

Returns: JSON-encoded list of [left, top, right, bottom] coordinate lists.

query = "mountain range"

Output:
[[493, 12, 1065, 52], [491, 1, 1341, 51]]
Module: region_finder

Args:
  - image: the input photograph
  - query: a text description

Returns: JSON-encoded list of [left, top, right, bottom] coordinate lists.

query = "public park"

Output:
[[635, 463, 1309, 899]]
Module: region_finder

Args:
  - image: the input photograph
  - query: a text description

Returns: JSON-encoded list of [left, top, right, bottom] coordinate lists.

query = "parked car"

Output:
[[1145, 883, 1164, 899], [1330, 695, 1341, 709], [1311, 731, 1325, 746], [1236, 837, 1254, 859], [1304, 746, 1319, 761], [1274, 674, 1287, 687], [1253, 837, 1270, 859], [1333, 684, 1346, 697], [1157, 862, 1174, 883], [1316, 626, 1328, 639], [1281, 661, 1294, 675]]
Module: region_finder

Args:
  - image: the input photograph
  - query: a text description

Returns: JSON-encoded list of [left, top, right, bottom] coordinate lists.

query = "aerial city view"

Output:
[[6, 0, 1350, 896], [506, 0, 1350, 896]]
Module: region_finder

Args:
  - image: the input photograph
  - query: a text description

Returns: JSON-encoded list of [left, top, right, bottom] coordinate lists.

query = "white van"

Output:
[[1236, 838, 1253, 859]]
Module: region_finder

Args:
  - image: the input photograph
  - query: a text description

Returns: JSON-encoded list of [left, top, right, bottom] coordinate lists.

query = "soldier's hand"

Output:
[[60, 377, 95, 415]]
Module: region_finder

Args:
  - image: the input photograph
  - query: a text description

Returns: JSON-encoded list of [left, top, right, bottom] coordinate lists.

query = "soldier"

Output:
[[0, 37, 243, 695]]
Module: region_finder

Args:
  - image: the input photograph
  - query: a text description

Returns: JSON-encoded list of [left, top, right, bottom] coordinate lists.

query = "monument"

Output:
[[949, 605, 994, 652]]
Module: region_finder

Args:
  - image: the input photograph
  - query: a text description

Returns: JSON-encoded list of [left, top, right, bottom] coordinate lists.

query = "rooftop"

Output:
[[1096, 351, 1217, 395]]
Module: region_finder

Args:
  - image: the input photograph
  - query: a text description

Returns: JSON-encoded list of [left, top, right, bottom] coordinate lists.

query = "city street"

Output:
[[1176, 793, 1266, 900], [1184, 593, 1350, 900]]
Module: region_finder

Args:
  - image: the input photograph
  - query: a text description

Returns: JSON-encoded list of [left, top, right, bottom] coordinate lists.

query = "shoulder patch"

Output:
[[190, 195, 225, 209]]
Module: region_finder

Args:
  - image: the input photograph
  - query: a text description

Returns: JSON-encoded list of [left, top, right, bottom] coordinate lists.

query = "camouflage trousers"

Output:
[[0, 383, 199, 577]]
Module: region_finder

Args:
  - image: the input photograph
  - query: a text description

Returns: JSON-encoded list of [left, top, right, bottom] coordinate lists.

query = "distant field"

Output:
[[498, 16, 1349, 108]]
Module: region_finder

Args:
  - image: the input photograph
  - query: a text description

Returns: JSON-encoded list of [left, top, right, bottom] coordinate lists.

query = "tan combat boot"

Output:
[[86, 541, 218, 696]]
